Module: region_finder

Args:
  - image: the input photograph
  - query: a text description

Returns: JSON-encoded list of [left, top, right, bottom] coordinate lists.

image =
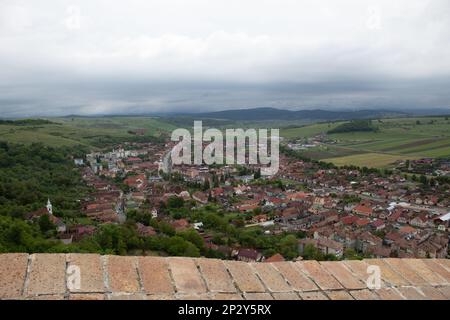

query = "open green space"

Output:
[[281, 116, 450, 167], [0, 117, 177, 149]]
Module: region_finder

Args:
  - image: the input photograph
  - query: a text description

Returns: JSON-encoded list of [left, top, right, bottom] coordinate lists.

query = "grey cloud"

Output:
[[0, 0, 449, 117]]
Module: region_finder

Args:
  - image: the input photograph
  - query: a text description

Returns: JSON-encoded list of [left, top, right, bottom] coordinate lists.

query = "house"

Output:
[[192, 222, 204, 231], [74, 158, 84, 166], [316, 238, 344, 258], [192, 191, 208, 204], [131, 192, 145, 202], [252, 214, 268, 223], [136, 223, 157, 236], [410, 215, 429, 228], [125, 157, 143, 164], [237, 199, 260, 212], [264, 253, 285, 263], [370, 219, 386, 231], [124, 174, 147, 190], [355, 231, 382, 253], [233, 185, 249, 195], [352, 203, 373, 217], [288, 192, 309, 201], [64, 225, 96, 242], [178, 191, 191, 201], [416, 235, 448, 258], [26, 199, 66, 233], [58, 234, 73, 245], [298, 238, 344, 258], [280, 207, 299, 221], [236, 248, 263, 262], [355, 218, 370, 227], [340, 215, 358, 226], [388, 208, 403, 222], [434, 212, 450, 231], [235, 175, 254, 183], [211, 187, 224, 197], [151, 208, 158, 219], [368, 246, 391, 258], [171, 218, 190, 231], [399, 226, 418, 236], [313, 197, 325, 207], [384, 231, 401, 246]]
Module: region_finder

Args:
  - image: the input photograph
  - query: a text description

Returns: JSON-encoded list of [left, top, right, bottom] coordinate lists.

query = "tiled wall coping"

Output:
[[0, 254, 449, 300]]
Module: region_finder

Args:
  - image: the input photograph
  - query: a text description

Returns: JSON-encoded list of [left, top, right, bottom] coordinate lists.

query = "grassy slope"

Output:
[[0, 117, 177, 148], [324, 153, 419, 168], [3, 115, 450, 167]]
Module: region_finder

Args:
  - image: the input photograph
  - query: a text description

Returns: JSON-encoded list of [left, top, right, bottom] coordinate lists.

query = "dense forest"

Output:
[[0, 142, 89, 218], [0, 119, 56, 126], [327, 120, 378, 134]]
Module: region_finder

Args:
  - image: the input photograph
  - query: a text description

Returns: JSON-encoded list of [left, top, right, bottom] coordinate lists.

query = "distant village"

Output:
[[26, 134, 450, 262]]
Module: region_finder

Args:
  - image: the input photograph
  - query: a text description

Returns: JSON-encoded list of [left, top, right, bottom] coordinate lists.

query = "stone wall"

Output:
[[0, 254, 449, 300]]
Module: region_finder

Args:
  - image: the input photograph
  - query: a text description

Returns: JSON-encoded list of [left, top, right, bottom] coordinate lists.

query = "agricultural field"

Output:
[[281, 122, 340, 139], [0, 117, 176, 149], [323, 153, 419, 168], [281, 116, 450, 168]]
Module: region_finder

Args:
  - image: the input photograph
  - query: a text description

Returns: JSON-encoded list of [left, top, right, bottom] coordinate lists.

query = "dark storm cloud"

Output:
[[0, 0, 449, 117]]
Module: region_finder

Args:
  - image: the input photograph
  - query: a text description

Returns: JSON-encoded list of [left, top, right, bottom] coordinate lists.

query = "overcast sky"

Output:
[[0, 0, 449, 117]]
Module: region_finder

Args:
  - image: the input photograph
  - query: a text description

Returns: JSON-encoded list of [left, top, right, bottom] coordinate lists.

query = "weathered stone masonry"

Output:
[[0, 254, 449, 300]]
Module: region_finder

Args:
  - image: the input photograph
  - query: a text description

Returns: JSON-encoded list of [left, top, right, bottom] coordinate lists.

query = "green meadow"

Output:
[[281, 116, 450, 168], [0, 117, 177, 149], [2, 115, 450, 168]]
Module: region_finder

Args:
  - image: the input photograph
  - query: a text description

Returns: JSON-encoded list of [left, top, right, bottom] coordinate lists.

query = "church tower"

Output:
[[46, 199, 53, 215]]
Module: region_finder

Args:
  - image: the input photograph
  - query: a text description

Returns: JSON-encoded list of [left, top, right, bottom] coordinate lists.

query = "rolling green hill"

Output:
[[2, 114, 450, 168], [281, 116, 450, 168], [0, 117, 177, 149]]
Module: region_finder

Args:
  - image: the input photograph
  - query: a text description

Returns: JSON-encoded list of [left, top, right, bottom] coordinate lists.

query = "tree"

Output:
[[202, 180, 210, 191], [343, 248, 363, 260], [95, 226, 126, 255], [38, 214, 55, 233], [277, 235, 298, 260], [327, 120, 378, 134], [178, 228, 205, 251], [163, 236, 200, 257], [419, 175, 428, 185], [167, 196, 184, 209], [253, 207, 262, 215], [157, 221, 176, 236], [254, 168, 261, 179], [302, 244, 324, 260]]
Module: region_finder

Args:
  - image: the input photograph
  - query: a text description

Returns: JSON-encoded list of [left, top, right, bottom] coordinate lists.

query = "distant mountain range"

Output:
[[55, 107, 450, 122], [193, 108, 409, 121]]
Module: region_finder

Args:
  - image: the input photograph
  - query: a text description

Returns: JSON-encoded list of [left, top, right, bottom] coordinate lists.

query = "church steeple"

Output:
[[46, 198, 53, 215]]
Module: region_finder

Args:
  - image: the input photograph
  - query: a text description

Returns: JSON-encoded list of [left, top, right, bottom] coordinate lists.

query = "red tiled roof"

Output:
[[341, 215, 358, 225], [264, 254, 285, 263], [355, 218, 370, 226], [353, 204, 373, 216]]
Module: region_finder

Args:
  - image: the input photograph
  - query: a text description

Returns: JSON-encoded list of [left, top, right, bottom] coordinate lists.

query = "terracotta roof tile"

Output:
[[298, 260, 343, 290], [271, 262, 318, 292], [364, 259, 410, 287], [320, 261, 366, 290], [0, 254, 449, 300], [0, 253, 28, 299]]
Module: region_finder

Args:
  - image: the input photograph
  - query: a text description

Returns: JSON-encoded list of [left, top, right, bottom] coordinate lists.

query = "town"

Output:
[[25, 134, 450, 263]]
